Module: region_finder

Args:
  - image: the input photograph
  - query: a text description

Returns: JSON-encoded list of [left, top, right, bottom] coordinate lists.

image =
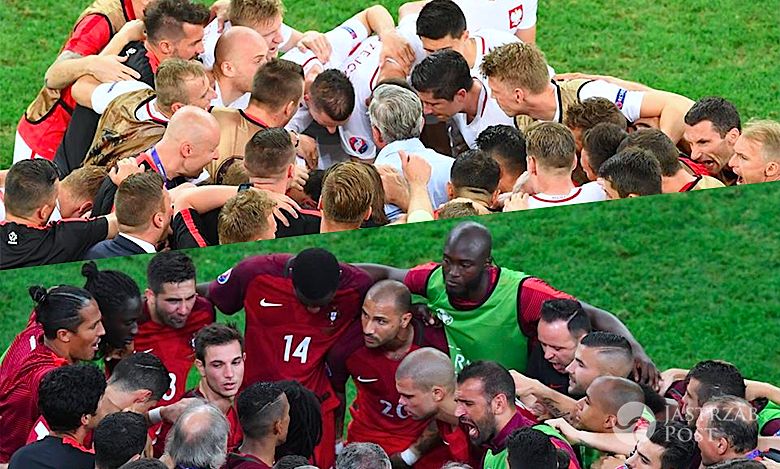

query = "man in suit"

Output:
[[85, 171, 172, 259]]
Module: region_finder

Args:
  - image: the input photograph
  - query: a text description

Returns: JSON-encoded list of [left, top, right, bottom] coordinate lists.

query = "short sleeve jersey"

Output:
[[578, 80, 645, 124], [404, 263, 573, 340], [0, 218, 109, 270], [283, 17, 370, 138], [207, 254, 373, 407], [454, 0, 538, 33], [337, 15, 426, 160], [327, 319, 448, 454], [451, 77, 514, 149], [0, 335, 67, 463], [133, 297, 216, 404]]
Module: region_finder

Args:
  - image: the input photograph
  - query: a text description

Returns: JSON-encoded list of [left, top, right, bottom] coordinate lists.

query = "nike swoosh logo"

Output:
[[356, 376, 378, 383], [142, 348, 154, 353], [260, 299, 283, 307]]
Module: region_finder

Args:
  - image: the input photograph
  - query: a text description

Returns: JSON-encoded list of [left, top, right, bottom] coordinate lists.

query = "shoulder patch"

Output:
[[216, 268, 232, 284], [509, 5, 524, 28], [615, 88, 628, 110], [349, 136, 369, 154]]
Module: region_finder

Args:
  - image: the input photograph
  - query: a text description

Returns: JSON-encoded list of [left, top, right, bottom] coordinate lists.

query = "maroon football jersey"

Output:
[[329, 319, 448, 454], [133, 296, 215, 404], [224, 452, 272, 469], [207, 254, 372, 402], [0, 333, 68, 462]]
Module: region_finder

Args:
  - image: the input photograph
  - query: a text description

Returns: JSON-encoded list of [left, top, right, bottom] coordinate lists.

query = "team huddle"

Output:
[[1, 0, 779, 270], [1, 222, 779, 469], [0, 0, 778, 467]]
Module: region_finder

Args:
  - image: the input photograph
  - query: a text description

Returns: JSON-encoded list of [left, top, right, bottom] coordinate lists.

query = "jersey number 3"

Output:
[[283, 335, 312, 364]]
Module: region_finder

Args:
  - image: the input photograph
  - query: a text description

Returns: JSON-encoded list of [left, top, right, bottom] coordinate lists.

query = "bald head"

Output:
[[167, 105, 219, 142], [589, 376, 644, 415], [162, 106, 220, 177], [214, 26, 269, 83], [397, 348, 455, 393], [365, 280, 411, 317], [445, 221, 493, 260]]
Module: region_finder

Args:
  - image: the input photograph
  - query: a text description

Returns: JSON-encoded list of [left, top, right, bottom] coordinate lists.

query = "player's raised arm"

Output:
[[579, 301, 660, 389]]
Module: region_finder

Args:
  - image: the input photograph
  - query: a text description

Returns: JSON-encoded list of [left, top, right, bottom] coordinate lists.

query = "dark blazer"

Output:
[[84, 234, 150, 260]]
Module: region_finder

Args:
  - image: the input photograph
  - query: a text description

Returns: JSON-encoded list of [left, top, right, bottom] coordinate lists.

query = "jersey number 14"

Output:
[[283, 335, 312, 364]]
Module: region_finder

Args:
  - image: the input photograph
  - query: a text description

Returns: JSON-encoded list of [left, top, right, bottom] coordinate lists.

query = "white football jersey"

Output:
[[526, 182, 606, 209], [454, 0, 538, 33], [450, 77, 513, 149], [469, 28, 521, 77], [90, 80, 152, 115], [282, 17, 369, 75], [578, 80, 645, 124], [338, 15, 426, 161]]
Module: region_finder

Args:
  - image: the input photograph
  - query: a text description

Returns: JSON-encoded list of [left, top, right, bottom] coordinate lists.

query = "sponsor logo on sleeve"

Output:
[[7, 231, 18, 245], [216, 268, 232, 284], [349, 136, 369, 154], [615, 88, 628, 110], [342, 26, 358, 40], [509, 5, 524, 29]]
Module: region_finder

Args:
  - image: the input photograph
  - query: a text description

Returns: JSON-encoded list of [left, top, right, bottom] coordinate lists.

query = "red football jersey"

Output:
[[207, 254, 372, 402], [437, 420, 484, 468], [0, 334, 68, 463], [133, 296, 215, 405], [328, 319, 448, 455]]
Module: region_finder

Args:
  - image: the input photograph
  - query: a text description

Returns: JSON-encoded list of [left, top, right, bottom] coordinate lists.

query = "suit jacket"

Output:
[[84, 234, 150, 260]]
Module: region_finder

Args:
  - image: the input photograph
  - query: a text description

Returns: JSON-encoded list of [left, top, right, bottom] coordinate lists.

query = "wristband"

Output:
[[400, 448, 419, 466], [148, 407, 163, 425]]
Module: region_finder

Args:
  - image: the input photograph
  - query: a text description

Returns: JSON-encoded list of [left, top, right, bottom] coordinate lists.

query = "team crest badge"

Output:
[[508, 5, 524, 29], [436, 308, 454, 326], [349, 136, 369, 154], [329, 311, 339, 322], [216, 268, 232, 284]]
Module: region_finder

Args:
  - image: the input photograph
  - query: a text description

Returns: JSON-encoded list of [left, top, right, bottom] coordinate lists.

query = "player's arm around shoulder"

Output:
[[354, 263, 410, 284], [639, 89, 695, 144]]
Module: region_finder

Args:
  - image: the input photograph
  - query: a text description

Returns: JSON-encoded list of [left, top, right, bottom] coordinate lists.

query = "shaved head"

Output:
[[365, 280, 411, 317], [215, 26, 268, 65], [163, 106, 220, 177], [441, 222, 494, 299], [214, 26, 269, 93], [397, 348, 455, 393], [589, 376, 644, 415], [167, 105, 219, 143], [445, 221, 493, 260]]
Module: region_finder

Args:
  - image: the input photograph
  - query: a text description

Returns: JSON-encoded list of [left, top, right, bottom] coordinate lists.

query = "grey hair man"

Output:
[[368, 84, 454, 221], [336, 442, 392, 469], [165, 402, 230, 469]]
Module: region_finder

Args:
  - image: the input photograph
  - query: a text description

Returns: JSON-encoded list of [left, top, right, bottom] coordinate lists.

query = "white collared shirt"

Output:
[[118, 233, 157, 253]]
